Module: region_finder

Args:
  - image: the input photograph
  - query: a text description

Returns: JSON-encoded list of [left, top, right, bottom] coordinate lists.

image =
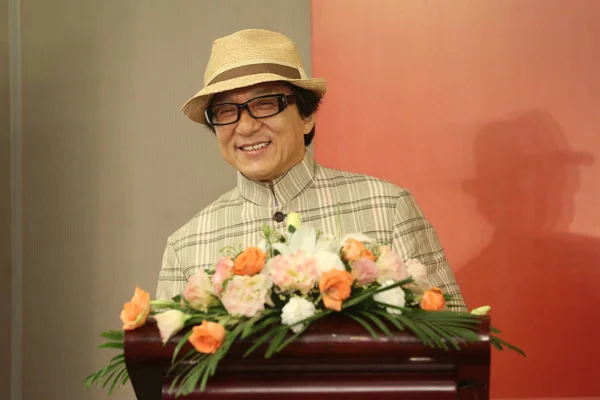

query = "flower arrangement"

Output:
[[85, 213, 524, 397]]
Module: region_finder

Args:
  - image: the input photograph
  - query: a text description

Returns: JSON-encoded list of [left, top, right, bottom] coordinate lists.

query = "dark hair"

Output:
[[205, 82, 323, 147], [284, 82, 322, 146]]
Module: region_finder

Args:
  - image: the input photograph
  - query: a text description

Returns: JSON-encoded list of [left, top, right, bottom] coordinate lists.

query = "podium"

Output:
[[124, 315, 491, 399]]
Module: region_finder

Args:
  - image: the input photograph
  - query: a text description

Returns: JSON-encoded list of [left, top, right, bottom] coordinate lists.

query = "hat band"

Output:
[[208, 63, 302, 85]]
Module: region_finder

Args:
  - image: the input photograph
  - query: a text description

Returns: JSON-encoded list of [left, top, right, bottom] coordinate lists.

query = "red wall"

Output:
[[311, 0, 600, 397]]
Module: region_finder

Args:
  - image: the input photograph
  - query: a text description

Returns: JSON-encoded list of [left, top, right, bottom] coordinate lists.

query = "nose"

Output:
[[234, 108, 260, 136]]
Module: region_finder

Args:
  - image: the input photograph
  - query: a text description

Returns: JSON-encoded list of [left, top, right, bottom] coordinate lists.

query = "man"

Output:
[[156, 29, 466, 310]]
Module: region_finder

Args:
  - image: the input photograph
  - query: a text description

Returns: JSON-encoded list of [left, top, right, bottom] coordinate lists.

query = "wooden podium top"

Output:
[[124, 315, 491, 399]]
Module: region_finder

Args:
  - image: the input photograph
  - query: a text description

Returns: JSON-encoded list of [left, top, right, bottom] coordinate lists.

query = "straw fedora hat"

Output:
[[181, 29, 328, 125]]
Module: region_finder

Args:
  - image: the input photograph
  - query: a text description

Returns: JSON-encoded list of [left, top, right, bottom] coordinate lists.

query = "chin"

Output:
[[242, 169, 273, 182]]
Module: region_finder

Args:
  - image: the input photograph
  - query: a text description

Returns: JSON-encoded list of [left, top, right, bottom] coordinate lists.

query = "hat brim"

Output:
[[181, 73, 327, 125]]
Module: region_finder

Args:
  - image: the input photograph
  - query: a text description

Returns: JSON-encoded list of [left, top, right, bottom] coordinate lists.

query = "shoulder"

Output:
[[314, 162, 411, 200], [166, 187, 239, 244]]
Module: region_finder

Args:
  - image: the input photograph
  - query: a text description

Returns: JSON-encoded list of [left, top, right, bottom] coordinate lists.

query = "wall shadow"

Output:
[[456, 110, 600, 397]]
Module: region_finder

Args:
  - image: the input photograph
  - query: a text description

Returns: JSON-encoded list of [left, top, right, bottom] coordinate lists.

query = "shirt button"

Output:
[[273, 211, 286, 223]]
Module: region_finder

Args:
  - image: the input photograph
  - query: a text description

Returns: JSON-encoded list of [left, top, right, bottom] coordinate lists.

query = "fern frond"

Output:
[[347, 314, 379, 339], [359, 311, 391, 336]]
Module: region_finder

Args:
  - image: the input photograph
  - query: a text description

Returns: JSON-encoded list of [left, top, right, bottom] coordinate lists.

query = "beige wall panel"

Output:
[[20, 1, 312, 399], [1, 0, 12, 399]]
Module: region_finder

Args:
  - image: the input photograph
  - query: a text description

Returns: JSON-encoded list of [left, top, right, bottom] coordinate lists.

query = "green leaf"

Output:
[[422, 321, 461, 350], [172, 329, 193, 364], [276, 325, 307, 353], [431, 323, 481, 336], [168, 375, 183, 395], [120, 370, 129, 385], [109, 367, 128, 395], [178, 361, 207, 396], [168, 350, 204, 380], [222, 322, 245, 353], [347, 315, 379, 339], [440, 326, 480, 342], [199, 360, 214, 392], [99, 342, 124, 350], [410, 310, 480, 323], [200, 352, 224, 392], [84, 372, 99, 388], [168, 353, 204, 394], [100, 330, 124, 341], [108, 353, 125, 363], [243, 328, 280, 358], [491, 336, 526, 357], [344, 278, 413, 309], [242, 316, 280, 339], [373, 301, 408, 314], [265, 328, 288, 359], [374, 311, 405, 332], [491, 337, 504, 351], [101, 364, 123, 389], [359, 311, 391, 336], [241, 314, 264, 339], [191, 322, 245, 393], [178, 352, 216, 396], [413, 320, 447, 350], [342, 288, 378, 308], [395, 315, 434, 347], [186, 316, 211, 325]]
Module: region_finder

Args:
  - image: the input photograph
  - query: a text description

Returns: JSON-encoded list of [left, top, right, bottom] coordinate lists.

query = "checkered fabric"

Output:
[[156, 152, 466, 311]]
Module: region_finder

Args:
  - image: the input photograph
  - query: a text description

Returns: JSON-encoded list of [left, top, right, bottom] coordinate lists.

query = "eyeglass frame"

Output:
[[204, 93, 297, 126]]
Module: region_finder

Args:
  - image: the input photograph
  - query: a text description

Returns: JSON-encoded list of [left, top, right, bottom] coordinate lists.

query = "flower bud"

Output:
[[286, 212, 302, 232]]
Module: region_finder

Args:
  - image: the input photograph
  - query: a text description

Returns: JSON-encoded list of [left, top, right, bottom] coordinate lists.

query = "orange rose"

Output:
[[189, 321, 227, 354], [342, 239, 375, 263], [359, 248, 376, 262], [319, 269, 354, 311], [233, 247, 266, 276], [120, 287, 151, 330], [420, 287, 446, 311]]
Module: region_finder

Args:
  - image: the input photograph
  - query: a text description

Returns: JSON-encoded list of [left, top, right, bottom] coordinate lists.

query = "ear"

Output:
[[302, 112, 317, 135]]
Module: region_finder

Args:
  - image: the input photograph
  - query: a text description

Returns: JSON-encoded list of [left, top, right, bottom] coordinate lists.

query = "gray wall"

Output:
[[16, 1, 312, 399], [1, 0, 11, 399]]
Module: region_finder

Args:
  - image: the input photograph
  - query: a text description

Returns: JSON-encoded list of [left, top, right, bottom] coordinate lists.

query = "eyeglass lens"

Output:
[[210, 95, 283, 125]]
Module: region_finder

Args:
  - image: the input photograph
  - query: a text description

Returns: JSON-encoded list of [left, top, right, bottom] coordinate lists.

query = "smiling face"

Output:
[[210, 82, 316, 182]]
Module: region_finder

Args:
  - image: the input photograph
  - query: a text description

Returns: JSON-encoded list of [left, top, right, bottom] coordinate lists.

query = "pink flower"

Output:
[[351, 257, 379, 285], [376, 245, 409, 283], [268, 251, 319, 294], [183, 269, 215, 312], [220, 274, 273, 318], [212, 256, 234, 295], [405, 258, 430, 292]]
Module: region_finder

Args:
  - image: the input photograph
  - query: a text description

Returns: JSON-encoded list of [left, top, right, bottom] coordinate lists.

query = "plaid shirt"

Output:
[[156, 152, 466, 310]]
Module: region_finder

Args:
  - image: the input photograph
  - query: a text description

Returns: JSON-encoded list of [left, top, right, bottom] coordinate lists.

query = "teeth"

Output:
[[241, 142, 270, 151]]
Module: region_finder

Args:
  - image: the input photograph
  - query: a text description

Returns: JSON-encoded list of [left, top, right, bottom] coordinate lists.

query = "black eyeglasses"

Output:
[[205, 93, 296, 126]]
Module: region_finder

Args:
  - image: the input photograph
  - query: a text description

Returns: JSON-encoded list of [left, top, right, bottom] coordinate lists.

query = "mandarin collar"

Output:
[[237, 151, 316, 207]]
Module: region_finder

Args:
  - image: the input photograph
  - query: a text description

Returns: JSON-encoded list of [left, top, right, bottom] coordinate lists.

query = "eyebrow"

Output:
[[251, 87, 276, 96]]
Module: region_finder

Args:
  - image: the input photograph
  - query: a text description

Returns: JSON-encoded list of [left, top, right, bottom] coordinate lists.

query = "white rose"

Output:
[[281, 297, 316, 333], [373, 280, 406, 315], [313, 250, 346, 275], [154, 309, 189, 344]]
